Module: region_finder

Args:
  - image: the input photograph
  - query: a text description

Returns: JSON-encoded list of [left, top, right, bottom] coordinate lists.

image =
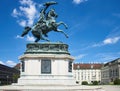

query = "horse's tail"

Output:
[[21, 26, 31, 37]]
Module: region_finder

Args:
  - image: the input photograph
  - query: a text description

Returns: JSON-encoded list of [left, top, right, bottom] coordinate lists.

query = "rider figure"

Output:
[[46, 9, 58, 27], [31, 1, 58, 38], [34, 1, 57, 29]]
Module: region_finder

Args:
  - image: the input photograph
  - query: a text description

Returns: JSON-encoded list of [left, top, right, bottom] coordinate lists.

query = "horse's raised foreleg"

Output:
[[57, 22, 68, 29], [56, 29, 68, 38]]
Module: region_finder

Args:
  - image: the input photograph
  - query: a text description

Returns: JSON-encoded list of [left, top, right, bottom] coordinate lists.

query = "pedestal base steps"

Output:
[[0, 85, 104, 91]]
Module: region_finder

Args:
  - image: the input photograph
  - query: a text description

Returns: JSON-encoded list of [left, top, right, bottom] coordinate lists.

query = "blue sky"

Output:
[[0, 0, 120, 67]]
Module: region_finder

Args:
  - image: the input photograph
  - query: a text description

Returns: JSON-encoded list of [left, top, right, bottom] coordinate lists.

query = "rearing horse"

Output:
[[21, 9, 68, 42]]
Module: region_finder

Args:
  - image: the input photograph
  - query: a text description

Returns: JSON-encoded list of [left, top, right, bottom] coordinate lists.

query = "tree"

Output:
[[13, 74, 20, 83], [92, 81, 98, 85], [82, 81, 88, 85], [114, 78, 120, 85]]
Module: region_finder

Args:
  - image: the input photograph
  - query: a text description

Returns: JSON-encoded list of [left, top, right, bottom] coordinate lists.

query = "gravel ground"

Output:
[[0, 85, 119, 91], [0, 85, 103, 91], [101, 85, 120, 91]]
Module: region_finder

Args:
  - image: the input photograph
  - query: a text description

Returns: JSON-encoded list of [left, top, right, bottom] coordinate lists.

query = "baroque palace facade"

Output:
[[73, 58, 120, 84], [101, 58, 120, 84], [73, 63, 102, 84]]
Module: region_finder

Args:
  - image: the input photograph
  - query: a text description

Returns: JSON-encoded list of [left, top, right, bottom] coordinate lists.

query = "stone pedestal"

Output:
[[18, 42, 75, 85]]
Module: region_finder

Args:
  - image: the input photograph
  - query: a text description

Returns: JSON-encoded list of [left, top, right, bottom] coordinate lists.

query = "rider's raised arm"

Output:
[[38, 1, 57, 23], [43, 1, 57, 13]]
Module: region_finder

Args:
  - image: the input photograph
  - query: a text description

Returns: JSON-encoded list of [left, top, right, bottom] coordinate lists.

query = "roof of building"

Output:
[[73, 63, 103, 70], [104, 58, 120, 67], [0, 63, 20, 74]]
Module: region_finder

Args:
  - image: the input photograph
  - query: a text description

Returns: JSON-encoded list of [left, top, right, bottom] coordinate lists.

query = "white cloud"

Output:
[[16, 35, 24, 39], [73, 0, 88, 4], [92, 43, 103, 47], [75, 54, 86, 60], [26, 35, 35, 42], [92, 36, 120, 47], [12, 0, 40, 27], [17, 20, 27, 27], [0, 60, 17, 67], [103, 37, 120, 45], [0, 61, 5, 65], [12, 8, 22, 17], [16, 34, 35, 42], [6, 60, 17, 67], [19, 0, 33, 5], [92, 26, 120, 47]]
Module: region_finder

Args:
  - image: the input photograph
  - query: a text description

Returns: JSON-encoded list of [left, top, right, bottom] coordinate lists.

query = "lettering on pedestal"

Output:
[[41, 59, 51, 74]]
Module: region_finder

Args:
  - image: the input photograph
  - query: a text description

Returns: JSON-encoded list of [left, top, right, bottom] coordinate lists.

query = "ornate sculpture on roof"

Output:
[[21, 1, 68, 42]]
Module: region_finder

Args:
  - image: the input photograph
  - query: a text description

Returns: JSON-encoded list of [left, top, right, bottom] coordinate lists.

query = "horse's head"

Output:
[[49, 9, 58, 18]]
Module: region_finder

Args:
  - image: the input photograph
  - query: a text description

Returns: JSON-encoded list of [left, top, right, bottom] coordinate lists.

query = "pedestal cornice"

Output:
[[24, 42, 70, 55], [19, 54, 74, 61]]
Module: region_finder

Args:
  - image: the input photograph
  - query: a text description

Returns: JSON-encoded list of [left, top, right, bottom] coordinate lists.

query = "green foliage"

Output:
[[82, 81, 88, 85], [13, 74, 20, 83], [92, 81, 99, 85], [114, 78, 120, 85], [109, 82, 113, 85]]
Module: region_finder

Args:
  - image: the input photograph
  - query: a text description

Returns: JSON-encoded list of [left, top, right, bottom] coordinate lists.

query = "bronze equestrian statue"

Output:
[[21, 1, 68, 42]]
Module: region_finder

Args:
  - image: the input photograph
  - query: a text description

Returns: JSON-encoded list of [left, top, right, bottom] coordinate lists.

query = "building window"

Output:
[[109, 69, 112, 77], [81, 75, 83, 80], [41, 59, 51, 74], [21, 61, 25, 72], [68, 61, 72, 72], [115, 68, 118, 76]]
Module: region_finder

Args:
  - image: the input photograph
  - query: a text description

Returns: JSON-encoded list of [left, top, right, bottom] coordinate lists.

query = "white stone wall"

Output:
[[21, 59, 72, 76], [18, 54, 75, 85]]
